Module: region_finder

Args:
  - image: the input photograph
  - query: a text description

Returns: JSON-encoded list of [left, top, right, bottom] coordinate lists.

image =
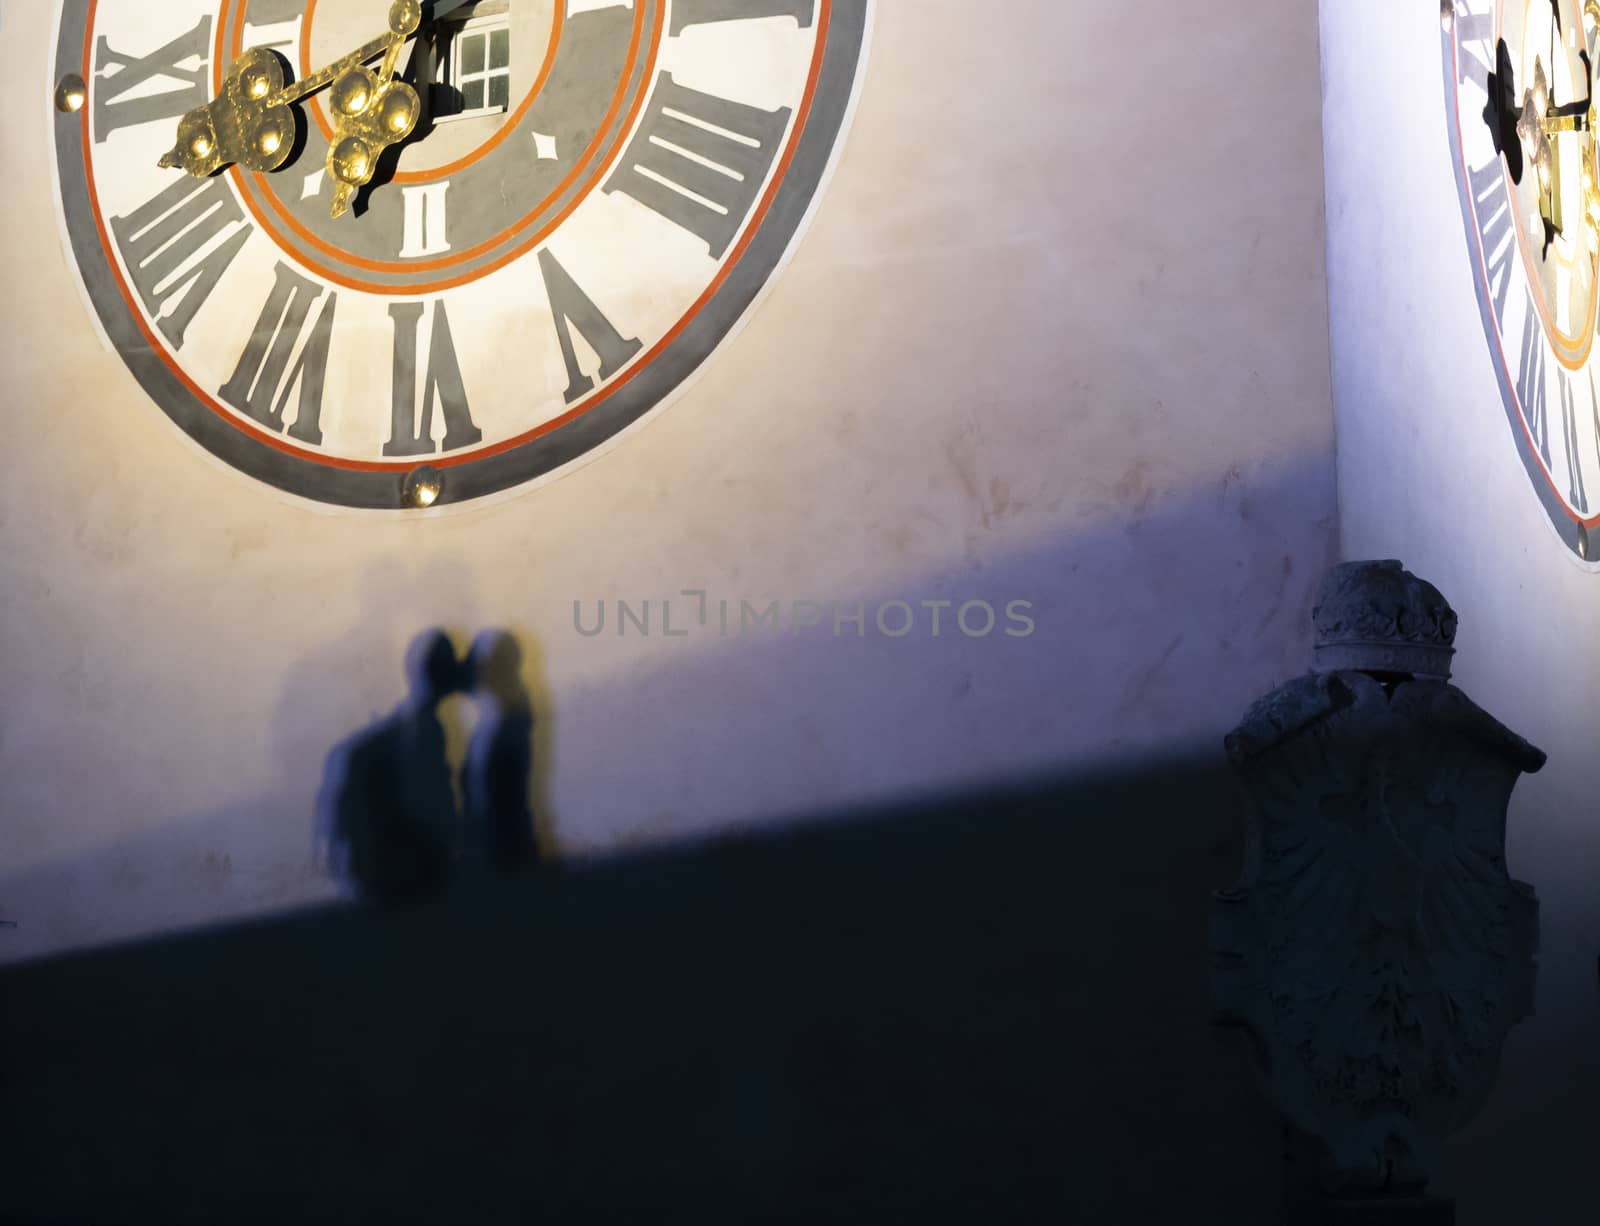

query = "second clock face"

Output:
[[1444, 0, 1600, 560], [52, 0, 870, 507]]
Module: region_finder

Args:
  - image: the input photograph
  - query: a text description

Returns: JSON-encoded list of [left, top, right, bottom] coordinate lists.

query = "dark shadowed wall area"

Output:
[[3, 760, 1284, 1224]]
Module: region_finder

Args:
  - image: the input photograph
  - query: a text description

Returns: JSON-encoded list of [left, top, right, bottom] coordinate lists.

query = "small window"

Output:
[[436, 12, 512, 119]]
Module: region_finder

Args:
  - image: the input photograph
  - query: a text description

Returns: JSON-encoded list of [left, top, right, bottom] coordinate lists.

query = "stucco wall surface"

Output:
[[0, 1, 1336, 964]]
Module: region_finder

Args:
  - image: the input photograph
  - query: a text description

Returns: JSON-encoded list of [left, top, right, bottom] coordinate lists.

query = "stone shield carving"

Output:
[[1213, 562, 1543, 1194]]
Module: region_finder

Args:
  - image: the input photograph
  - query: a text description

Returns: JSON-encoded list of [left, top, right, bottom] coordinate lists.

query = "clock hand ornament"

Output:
[[1494, 42, 1600, 254], [322, 0, 423, 218], [157, 0, 475, 219]]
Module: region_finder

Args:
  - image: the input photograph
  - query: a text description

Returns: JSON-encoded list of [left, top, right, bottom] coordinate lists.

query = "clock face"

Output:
[[51, 0, 869, 508], [1444, 0, 1600, 561]]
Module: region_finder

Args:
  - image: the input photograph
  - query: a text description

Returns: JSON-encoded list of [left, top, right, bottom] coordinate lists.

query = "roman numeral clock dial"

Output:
[[1444, 0, 1600, 560], [51, 0, 871, 508]]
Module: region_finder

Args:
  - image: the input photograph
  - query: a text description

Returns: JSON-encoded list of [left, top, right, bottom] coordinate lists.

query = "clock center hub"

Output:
[[1511, 0, 1600, 353], [300, 0, 561, 177]]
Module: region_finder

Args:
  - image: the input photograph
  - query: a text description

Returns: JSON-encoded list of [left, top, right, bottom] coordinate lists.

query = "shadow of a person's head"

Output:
[[406, 628, 467, 710], [459, 629, 539, 868], [466, 629, 529, 712]]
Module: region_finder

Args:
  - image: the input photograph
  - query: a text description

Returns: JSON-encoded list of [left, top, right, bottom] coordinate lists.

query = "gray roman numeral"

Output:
[[1470, 158, 1516, 325], [538, 249, 643, 403], [1563, 369, 1590, 513], [1456, 11, 1493, 86], [93, 17, 213, 143], [219, 263, 337, 445], [1516, 297, 1552, 465], [670, 0, 814, 35], [384, 302, 482, 456], [1589, 370, 1600, 511], [604, 72, 791, 259], [109, 175, 252, 349]]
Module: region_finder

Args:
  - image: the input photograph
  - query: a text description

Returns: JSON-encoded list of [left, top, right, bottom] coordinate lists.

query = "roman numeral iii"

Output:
[[670, 0, 816, 35], [604, 72, 791, 259]]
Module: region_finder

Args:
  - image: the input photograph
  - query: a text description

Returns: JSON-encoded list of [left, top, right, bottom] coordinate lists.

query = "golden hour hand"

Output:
[[158, 1, 473, 219], [1514, 56, 1592, 187], [1501, 2, 1600, 252], [1529, 50, 1600, 252]]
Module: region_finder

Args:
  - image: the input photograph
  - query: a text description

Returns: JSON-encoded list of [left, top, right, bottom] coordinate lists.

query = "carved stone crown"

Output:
[[1311, 559, 1457, 678]]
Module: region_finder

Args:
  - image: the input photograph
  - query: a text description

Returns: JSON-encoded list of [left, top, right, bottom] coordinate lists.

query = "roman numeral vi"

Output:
[[385, 302, 482, 456]]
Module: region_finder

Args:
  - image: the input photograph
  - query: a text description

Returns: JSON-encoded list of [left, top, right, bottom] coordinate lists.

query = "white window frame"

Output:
[[437, 11, 513, 122]]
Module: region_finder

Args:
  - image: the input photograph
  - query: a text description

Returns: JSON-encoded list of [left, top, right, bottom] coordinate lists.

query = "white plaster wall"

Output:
[[1321, 1, 1600, 1218], [0, 1, 1335, 964]]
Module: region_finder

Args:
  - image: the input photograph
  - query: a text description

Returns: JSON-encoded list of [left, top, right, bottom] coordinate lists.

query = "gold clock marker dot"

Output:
[[402, 466, 443, 509], [54, 74, 86, 114]]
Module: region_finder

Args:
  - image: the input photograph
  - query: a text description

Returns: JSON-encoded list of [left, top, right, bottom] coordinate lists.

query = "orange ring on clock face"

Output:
[[297, 0, 565, 186], [74, 0, 836, 479], [211, 0, 662, 293]]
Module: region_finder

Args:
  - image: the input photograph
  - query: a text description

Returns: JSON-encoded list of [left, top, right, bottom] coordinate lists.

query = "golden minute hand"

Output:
[[158, 1, 429, 218], [274, 27, 410, 110]]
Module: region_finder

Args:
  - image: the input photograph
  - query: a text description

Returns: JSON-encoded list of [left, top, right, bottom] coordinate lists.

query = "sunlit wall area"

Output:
[[1321, 1, 1600, 1218], [0, 0, 1334, 964]]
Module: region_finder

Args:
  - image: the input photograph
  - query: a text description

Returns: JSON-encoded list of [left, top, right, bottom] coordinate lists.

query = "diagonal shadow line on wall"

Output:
[[0, 446, 1337, 962]]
